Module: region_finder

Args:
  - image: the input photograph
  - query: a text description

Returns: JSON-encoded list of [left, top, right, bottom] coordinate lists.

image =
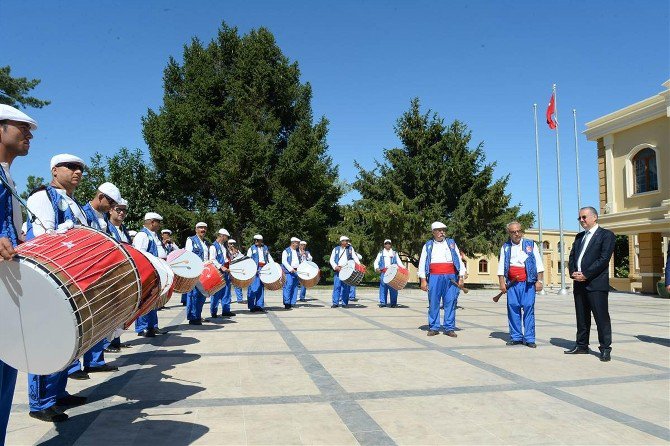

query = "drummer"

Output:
[[297, 240, 312, 302], [25, 153, 91, 422], [209, 228, 235, 318], [133, 212, 167, 336], [418, 221, 467, 337], [228, 239, 245, 303], [185, 222, 210, 324], [0, 106, 46, 431], [281, 237, 302, 309], [246, 234, 274, 312], [161, 229, 179, 255], [374, 239, 404, 308], [329, 236, 361, 308]]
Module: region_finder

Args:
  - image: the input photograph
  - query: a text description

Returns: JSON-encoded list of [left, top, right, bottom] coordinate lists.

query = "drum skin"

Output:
[[259, 262, 285, 291], [383, 264, 409, 290], [340, 260, 365, 287], [297, 261, 320, 288], [167, 249, 204, 293], [229, 257, 257, 288]]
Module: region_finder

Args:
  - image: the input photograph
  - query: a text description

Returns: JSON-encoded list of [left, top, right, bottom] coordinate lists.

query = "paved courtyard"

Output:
[[6, 286, 670, 445]]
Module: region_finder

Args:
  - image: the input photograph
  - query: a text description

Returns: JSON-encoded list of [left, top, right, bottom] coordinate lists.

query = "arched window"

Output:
[[542, 241, 550, 250], [478, 259, 488, 273], [633, 148, 658, 193]]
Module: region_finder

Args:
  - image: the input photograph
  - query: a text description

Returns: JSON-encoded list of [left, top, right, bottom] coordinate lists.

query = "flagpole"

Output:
[[533, 104, 546, 295], [572, 108, 582, 218], [554, 84, 568, 295]]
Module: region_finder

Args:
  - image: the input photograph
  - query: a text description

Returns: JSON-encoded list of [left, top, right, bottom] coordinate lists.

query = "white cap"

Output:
[[299, 240, 307, 245], [116, 198, 128, 207], [384, 239, 392, 244], [98, 182, 122, 203], [161, 229, 172, 234], [0, 105, 38, 130], [253, 234, 263, 240], [50, 154, 86, 170], [339, 235, 350, 242], [290, 237, 300, 242], [228, 239, 237, 244], [195, 222, 207, 228], [431, 221, 447, 230], [218, 228, 230, 236], [128, 230, 138, 237], [144, 212, 163, 221]]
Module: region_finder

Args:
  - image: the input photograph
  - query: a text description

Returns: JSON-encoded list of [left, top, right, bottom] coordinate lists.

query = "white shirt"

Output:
[[246, 245, 274, 264], [298, 249, 312, 262], [88, 205, 107, 232], [209, 241, 229, 268], [330, 245, 360, 269], [229, 250, 244, 262], [133, 228, 166, 258], [417, 239, 467, 279], [577, 224, 599, 271], [374, 248, 404, 270], [26, 187, 87, 236], [186, 236, 209, 261], [111, 224, 129, 243], [497, 238, 545, 276], [0, 163, 24, 242], [282, 247, 300, 271]]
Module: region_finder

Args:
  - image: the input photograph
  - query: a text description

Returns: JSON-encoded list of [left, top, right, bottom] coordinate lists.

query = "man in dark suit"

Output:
[[665, 242, 670, 293], [565, 206, 616, 362]]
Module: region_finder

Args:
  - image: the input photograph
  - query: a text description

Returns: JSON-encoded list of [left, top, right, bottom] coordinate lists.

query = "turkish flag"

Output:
[[546, 93, 557, 129]]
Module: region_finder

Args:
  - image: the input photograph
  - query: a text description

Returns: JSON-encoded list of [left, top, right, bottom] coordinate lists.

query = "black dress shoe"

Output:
[[104, 346, 121, 353], [29, 407, 68, 422], [444, 331, 457, 338], [211, 314, 218, 318], [350, 298, 358, 301], [564, 346, 589, 354], [120, 343, 133, 348], [331, 304, 339, 308], [221, 311, 236, 317], [56, 395, 87, 407], [84, 364, 118, 373], [188, 319, 203, 325], [389, 304, 397, 308], [427, 330, 440, 337], [506, 340, 523, 346], [378, 303, 386, 308], [154, 328, 166, 335], [284, 304, 292, 309], [525, 342, 537, 348], [600, 350, 611, 362], [137, 329, 156, 338], [69, 370, 90, 380]]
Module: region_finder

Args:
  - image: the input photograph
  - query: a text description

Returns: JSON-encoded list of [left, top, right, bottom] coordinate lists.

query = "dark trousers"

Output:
[[573, 287, 612, 351]]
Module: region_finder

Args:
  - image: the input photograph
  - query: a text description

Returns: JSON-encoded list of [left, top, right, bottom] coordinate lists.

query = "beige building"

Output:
[[405, 228, 577, 287], [584, 80, 669, 294]]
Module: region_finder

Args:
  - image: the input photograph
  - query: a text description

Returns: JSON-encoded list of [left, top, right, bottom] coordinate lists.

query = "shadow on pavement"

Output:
[[636, 335, 670, 347], [488, 331, 508, 341]]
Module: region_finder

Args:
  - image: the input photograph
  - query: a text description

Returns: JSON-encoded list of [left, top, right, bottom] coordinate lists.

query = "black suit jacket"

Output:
[[665, 242, 670, 287], [568, 226, 616, 292]]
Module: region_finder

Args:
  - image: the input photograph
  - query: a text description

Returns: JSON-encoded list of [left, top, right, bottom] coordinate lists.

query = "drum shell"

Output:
[[297, 261, 320, 288], [383, 264, 409, 291], [197, 262, 226, 296], [122, 245, 162, 323], [167, 249, 204, 293], [340, 260, 365, 287], [260, 263, 285, 291], [229, 257, 257, 288]]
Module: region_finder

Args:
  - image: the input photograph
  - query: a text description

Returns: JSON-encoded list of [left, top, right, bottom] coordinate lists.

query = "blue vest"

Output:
[[283, 247, 302, 272], [334, 245, 353, 264], [107, 223, 131, 243], [26, 186, 80, 240], [0, 167, 19, 247], [81, 203, 102, 230], [212, 241, 226, 264], [424, 238, 461, 278], [250, 244, 270, 266], [190, 235, 208, 261], [140, 228, 159, 256], [377, 250, 398, 269], [503, 239, 538, 283], [299, 249, 311, 262]]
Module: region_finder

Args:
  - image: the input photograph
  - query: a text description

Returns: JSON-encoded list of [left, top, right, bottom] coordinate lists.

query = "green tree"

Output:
[[142, 22, 343, 258], [20, 175, 45, 201], [333, 98, 533, 268], [613, 235, 629, 278], [0, 66, 50, 108]]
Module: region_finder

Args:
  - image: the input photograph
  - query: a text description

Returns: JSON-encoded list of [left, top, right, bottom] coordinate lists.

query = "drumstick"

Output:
[[449, 278, 469, 294], [493, 279, 518, 302]]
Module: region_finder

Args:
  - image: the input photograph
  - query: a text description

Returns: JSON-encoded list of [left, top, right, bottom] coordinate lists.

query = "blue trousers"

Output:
[[103, 336, 121, 349], [332, 273, 351, 306], [247, 275, 265, 309], [1, 360, 17, 444], [135, 309, 159, 332], [235, 286, 243, 302], [209, 285, 230, 315], [28, 369, 68, 412], [181, 293, 187, 305], [427, 274, 458, 331], [379, 273, 398, 305], [298, 284, 307, 301], [83, 339, 107, 368], [350, 285, 356, 298], [283, 272, 299, 305], [187, 287, 206, 321], [507, 281, 536, 343]]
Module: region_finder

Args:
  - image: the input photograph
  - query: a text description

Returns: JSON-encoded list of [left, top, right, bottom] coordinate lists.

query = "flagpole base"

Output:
[[558, 288, 569, 295]]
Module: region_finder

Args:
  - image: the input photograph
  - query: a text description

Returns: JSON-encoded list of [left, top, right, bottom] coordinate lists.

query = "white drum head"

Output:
[[229, 257, 257, 281], [297, 261, 319, 280], [167, 248, 204, 279], [138, 250, 172, 294], [339, 260, 356, 281], [0, 258, 78, 374], [259, 263, 282, 284], [383, 264, 400, 284]]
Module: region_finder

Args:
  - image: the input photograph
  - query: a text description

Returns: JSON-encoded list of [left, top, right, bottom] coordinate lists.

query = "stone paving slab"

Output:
[[6, 287, 670, 445]]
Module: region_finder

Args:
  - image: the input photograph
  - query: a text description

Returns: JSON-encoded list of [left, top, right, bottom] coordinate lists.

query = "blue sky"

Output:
[[3, 0, 668, 231]]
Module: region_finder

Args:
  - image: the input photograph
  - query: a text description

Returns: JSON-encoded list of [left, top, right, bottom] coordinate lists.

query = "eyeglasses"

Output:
[[113, 207, 127, 213], [102, 194, 117, 207], [56, 162, 85, 172], [508, 230, 523, 234], [578, 215, 589, 221]]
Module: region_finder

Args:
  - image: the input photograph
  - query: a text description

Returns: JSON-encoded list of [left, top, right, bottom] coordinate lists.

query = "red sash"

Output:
[[430, 262, 456, 275], [508, 266, 527, 282]]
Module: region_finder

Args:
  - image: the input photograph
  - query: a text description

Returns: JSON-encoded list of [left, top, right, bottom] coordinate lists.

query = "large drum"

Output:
[[229, 256, 257, 288], [122, 247, 164, 327], [259, 262, 285, 291], [197, 261, 226, 296], [166, 249, 204, 293], [0, 227, 151, 374], [383, 264, 409, 291], [339, 260, 366, 287], [297, 261, 320, 288]]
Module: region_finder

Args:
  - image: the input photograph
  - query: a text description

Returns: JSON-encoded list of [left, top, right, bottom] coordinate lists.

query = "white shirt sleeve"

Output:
[[395, 252, 404, 268], [209, 245, 221, 268], [533, 242, 545, 273], [307, 251, 313, 262], [282, 249, 292, 271], [185, 237, 194, 252], [374, 252, 382, 270], [133, 231, 150, 252], [417, 245, 428, 279], [350, 247, 360, 265], [329, 247, 338, 269], [454, 244, 466, 276], [247, 247, 253, 257], [26, 191, 55, 236], [497, 246, 506, 276], [267, 251, 274, 263]]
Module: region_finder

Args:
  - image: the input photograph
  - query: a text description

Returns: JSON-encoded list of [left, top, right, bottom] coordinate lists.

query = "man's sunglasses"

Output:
[[56, 162, 85, 172]]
